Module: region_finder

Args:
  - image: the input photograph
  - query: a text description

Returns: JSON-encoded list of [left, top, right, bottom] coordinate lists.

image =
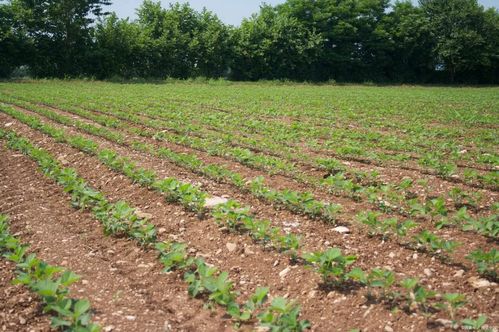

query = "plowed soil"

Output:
[[0, 82, 497, 332]]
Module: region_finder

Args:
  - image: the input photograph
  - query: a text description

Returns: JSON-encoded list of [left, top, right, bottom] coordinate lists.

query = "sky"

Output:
[[108, 0, 498, 26]]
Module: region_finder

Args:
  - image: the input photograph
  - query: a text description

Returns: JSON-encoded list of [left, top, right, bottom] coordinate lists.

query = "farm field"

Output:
[[0, 80, 498, 332]]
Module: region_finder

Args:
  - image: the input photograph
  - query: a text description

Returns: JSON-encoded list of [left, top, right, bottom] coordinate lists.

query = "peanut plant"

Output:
[[0, 214, 100, 332], [357, 211, 416, 240], [257, 297, 310, 332], [466, 248, 498, 280], [1, 129, 309, 330], [414, 230, 460, 257], [155, 241, 308, 329], [302, 248, 360, 287]]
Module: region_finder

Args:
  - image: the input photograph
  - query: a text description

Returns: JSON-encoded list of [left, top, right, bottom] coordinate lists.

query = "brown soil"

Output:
[[52, 96, 495, 175], [0, 259, 50, 332], [8, 100, 498, 214], [3, 104, 496, 259], [4, 94, 494, 192], [0, 105, 497, 331], [0, 146, 224, 331], [38, 97, 499, 192]]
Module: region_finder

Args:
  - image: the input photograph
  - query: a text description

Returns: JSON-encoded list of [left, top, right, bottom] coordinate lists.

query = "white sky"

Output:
[[108, 0, 498, 26]]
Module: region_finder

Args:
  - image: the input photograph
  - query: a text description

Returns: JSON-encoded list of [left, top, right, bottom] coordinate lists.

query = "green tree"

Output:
[[136, 1, 231, 78], [0, 1, 31, 77], [195, 9, 232, 78], [277, 0, 391, 81], [94, 13, 147, 78], [420, 0, 493, 82], [480, 8, 499, 83], [1, 0, 497, 83], [379, 1, 434, 82], [231, 5, 323, 80], [10, 0, 111, 77]]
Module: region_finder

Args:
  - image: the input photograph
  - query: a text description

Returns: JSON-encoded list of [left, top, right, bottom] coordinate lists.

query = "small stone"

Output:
[[326, 291, 335, 299], [226, 243, 237, 252], [388, 252, 396, 259], [57, 156, 70, 166], [104, 326, 114, 332], [333, 296, 347, 304], [136, 211, 153, 219], [19, 317, 26, 325], [453, 270, 464, 278], [435, 318, 453, 328], [4, 123, 12, 127], [279, 267, 291, 278], [362, 305, 373, 318], [423, 268, 432, 277], [244, 247, 254, 255], [273, 260, 279, 267], [163, 320, 172, 332], [283, 221, 300, 228], [158, 227, 167, 235], [412, 253, 418, 260], [125, 315, 136, 321], [468, 276, 494, 288], [215, 249, 222, 255], [204, 196, 229, 208], [332, 226, 350, 234], [384, 326, 394, 332], [308, 290, 317, 299]]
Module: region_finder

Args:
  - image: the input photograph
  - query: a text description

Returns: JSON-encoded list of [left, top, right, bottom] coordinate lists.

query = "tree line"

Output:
[[1, 0, 498, 83]]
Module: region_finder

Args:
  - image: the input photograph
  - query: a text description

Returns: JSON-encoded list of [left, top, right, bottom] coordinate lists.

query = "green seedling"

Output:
[[415, 230, 460, 255], [399, 278, 436, 312], [461, 315, 488, 331], [257, 297, 310, 331], [303, 248, 357, 286], [466, 249, 498, 280]]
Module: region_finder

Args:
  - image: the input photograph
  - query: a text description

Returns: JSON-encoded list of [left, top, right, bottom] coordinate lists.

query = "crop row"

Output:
[[6, 92, 496, 189], [79, 98, 497, 227], [13, 94, 499, 197], [5, 89, 496, 174], [0, 100, 344, 223], [0, 214, 100, 332], [1, 104, 497, 325], [302, 248, 490, 330], [67, 103, 499, 239], [1, 93, 497, 192], [121, 91, 496, 170], [2, 101, 496, 244], [0, 128, 311, 331], [0, 104, 305, 254], [2, 129, 492, 330], [1, 104, 497, 279], [0, 97, 482, 222]]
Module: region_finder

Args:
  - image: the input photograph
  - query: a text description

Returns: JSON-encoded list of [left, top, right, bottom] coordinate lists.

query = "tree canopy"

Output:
[[0, 0, 498, 83]]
